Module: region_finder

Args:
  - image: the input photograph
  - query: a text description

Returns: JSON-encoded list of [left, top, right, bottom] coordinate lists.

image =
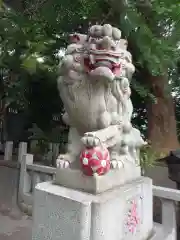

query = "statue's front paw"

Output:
[[81, 132, 101, 147], [56, 154, 70, 169], [111, 160, 124, 169], [110, 152, 124, 169]]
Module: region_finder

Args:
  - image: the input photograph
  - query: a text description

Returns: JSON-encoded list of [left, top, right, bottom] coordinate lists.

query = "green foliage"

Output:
[[0, 0, 104, 129], [28, 123, 68, 144], [140, 144, 156, 169], [1, 1, 179, 81], [1, 0, 180, 139], [0, 0, 104, 73], [131, 78, 156, 102], [139, 143, 166, 172], [118, 0, 180, 75], [1, 1, 180, 77], [28, 123, 68, 165]]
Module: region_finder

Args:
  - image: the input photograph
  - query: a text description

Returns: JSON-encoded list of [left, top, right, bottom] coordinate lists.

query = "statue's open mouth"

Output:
[[84, 49, 123, 76]]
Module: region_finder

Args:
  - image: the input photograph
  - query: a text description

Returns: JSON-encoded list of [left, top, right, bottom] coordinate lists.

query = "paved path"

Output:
[[0, 207, 32, 239], [0, 164, 32, 239]]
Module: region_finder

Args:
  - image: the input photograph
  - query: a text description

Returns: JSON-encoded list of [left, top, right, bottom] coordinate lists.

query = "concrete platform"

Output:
[[0, 162, 176, 240], [32, 178, 153, 240], [55, 166, 141, 194], [0, 164, 32, 240], [151, 223, 175, 240]]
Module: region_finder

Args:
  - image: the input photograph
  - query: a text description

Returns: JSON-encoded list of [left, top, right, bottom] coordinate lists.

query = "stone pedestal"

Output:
[[32, 177, 153, 240], [55, 166, 141, 194]]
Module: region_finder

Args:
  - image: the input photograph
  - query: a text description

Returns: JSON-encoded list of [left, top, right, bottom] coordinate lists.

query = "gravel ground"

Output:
[[0, 165, 32, 240], [0, 203, 32, 240]]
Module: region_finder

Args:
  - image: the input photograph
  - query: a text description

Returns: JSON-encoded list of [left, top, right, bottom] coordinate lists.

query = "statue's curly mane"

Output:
[[57, 24, 136, 135]]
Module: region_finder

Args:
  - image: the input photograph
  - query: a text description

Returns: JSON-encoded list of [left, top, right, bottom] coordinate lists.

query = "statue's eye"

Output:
[[71, 34, 80, 42], [90, 38, 96, 43], [97, 44, 103, 50]]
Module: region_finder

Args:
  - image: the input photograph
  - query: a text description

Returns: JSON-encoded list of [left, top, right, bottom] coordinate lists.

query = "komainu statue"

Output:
[[56, 24, 145, 176]]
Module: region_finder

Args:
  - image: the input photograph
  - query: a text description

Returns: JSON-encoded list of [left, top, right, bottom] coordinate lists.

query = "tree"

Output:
[[1, 0, 180, 154], [110, 0, 180, 153], [0, 0, 106, 129]]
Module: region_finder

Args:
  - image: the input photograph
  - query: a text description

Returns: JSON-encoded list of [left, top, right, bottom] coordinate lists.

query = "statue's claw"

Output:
[[81, 132, 101, 147], [110, 152, 124, 169], [56, 154, 70, 169], [111, 160, 124, 169]]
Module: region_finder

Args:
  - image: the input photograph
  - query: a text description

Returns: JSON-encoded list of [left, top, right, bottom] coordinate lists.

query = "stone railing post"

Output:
[[161, 199, 177, 239], [52, 143, 60, 166], [18, 142, 27, 163], [32, 173, 41, 193], [18, 154, 33, 203], [153, 185, 180, 239], [4, 141, 13, 161]]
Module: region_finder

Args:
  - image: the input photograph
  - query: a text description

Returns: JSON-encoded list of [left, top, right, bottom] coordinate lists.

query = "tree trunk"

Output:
[[147, 75, 179, 154]]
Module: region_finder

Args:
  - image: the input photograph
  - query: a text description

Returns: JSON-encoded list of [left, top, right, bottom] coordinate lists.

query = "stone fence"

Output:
[[4, 140, 61, 165], [2, 141, 57, 215], [4, 141, 27, 162], [152, 186, 178, 239], [1, 141, 180, 238], [18, 154, 56, 215]]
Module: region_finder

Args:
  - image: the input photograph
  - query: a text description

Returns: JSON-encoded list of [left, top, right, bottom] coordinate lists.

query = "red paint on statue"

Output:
[[80, 146, 110, 176]]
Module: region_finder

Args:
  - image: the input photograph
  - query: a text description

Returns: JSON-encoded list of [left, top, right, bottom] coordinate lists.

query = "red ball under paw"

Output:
[[80, 146, 110, 176]]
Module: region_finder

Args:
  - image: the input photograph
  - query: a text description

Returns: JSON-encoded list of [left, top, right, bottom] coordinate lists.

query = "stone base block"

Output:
[[55, 165, 141, 194], [32, 177, 153, 240]]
